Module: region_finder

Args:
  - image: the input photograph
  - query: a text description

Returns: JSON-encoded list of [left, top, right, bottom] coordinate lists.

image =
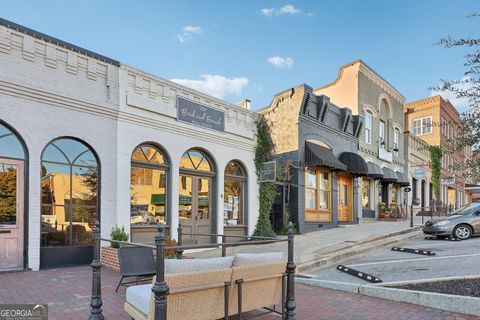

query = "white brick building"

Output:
[[0, 18, 258, 271]]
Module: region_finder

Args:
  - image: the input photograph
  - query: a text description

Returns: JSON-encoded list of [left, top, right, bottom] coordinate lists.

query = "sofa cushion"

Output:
[[125, 284, 151, 315], [233, 252, 285, 267], [165, 256, 234, 274]]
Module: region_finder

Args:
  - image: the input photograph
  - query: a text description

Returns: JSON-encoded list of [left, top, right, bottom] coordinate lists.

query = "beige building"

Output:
[[316, 60, 408, 220], [404, 95, 474, 210], [405, 133, 432, 209]]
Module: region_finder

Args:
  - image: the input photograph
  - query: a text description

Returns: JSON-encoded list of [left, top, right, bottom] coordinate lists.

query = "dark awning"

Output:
[[382, 167, 398, 183], [395, 171, 410, 187], [338, 152, 368, 176], [304, 141, 347, 171], [367, 162, 384, 179]]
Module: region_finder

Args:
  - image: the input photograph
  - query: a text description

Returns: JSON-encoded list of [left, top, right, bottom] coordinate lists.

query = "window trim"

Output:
[[412, 116, 432, 136], [364, 112, 372, 145], [305, 168, 332, 213]]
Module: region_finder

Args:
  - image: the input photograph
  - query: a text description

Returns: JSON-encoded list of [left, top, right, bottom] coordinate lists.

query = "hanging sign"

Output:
[[413, 168, 427, 180], [260, 161, 276, 182], [177, 97, 225, 132]]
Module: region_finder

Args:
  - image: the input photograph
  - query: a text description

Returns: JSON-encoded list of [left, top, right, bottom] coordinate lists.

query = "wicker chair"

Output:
[[116, 246, 156, 292]]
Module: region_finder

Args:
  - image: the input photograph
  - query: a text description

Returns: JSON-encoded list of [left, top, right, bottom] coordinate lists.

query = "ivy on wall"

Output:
[[252, 115, 277, 238], [429, 145, 443, 201]]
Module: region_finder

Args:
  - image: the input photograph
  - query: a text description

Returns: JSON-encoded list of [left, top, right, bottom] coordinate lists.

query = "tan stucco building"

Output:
[[404, 95, 474, 210]]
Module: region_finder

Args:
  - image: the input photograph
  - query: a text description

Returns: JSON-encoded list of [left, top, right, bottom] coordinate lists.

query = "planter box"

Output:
[[101, 246, 119, 271]]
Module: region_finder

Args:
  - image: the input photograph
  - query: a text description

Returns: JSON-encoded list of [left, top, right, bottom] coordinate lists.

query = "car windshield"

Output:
[[448, 203, 480, 216]]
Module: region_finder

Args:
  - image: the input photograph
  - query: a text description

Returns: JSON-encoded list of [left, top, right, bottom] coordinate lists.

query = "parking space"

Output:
[[307, 236, 480, 284]]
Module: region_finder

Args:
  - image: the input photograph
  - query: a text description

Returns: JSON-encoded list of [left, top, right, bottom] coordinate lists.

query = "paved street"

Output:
[[305, 235, 480, 285], [0, 265, 478, 319]]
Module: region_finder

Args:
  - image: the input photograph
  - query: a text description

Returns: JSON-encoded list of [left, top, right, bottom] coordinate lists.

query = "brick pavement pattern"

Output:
[[0, 266, 477, 320]]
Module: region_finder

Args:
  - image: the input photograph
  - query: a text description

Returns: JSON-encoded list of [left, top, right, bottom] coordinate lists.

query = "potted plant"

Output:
[[378, 201, 386, 218], [101, 225, 129, 271]]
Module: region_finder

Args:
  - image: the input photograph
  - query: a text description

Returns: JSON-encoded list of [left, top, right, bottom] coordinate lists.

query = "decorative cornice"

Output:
[[358, 63, 405, 104], [0, 80, 256, 152]]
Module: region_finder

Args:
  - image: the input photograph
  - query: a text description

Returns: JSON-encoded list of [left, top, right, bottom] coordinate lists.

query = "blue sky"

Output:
[[1, 1, 477, 111]]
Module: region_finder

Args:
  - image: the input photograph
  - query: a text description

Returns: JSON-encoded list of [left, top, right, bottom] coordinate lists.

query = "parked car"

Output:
[[422, 202, 480, 240]]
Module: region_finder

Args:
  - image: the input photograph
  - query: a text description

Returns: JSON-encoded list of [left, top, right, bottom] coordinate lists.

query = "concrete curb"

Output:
[[297, 227, 422, 272], [298, 275, 480, 317], [360, 285, 480, 317]]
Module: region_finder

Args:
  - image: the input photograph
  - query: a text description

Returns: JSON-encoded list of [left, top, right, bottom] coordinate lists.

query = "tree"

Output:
[[0, 167, 17, 223], [432, 13, 480, 180]]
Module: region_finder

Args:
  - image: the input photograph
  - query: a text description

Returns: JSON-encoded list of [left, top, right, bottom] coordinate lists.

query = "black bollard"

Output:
[[285, 222, 296, 319], [89, 220, 103, 320], [176, 225, 183, 260], [152, 224, 169, 320]]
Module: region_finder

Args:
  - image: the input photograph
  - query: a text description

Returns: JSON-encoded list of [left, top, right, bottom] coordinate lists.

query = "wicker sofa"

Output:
[[124, 253, 286, 320]]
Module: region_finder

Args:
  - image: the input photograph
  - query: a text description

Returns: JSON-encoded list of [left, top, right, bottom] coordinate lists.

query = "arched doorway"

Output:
[[0, 122, 27, 271], [179, 149, 215, 244], [224, 161, 247, 234], [40, 138, 99, 268]]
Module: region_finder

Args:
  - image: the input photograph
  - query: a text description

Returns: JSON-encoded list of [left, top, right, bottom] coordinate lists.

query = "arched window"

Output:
[[130, 144, 169, 226], [179, 149, 215, 244], [0, 123, 26, 270], [224, 161, 247, 226], [41, 138, 99, 264], [0, 123, 25, 160]]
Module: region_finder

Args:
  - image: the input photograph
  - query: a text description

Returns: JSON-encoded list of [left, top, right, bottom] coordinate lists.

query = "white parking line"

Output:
[[348, 253, 480, 267]]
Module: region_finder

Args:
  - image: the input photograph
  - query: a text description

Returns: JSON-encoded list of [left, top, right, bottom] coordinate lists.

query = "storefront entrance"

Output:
[[179, 175, 212, 244], [338, 175, 352, 222], [0, 158, 24, 271]]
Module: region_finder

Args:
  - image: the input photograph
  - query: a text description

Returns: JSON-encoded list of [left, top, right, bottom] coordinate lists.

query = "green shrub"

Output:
[[110, 225, 129, 249]]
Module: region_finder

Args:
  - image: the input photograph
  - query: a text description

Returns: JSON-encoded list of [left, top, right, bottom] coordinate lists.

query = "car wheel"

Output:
[[454, 225, 472, 240]]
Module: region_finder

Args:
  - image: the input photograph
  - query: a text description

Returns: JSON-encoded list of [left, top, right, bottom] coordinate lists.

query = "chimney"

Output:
[[236, 99, 251, 110]]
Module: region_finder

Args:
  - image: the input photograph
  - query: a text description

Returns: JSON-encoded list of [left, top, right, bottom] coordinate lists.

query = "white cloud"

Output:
[[268, 56, 294, 69], [430, 76, 473, 113], [259, 4, 312, 17], [177, 25, 202, 43], [171, 74, 249, 99]]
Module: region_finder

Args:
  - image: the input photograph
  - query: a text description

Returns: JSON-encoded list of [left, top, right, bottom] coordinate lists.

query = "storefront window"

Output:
[[305, 168, 331, 222], [224, 161, 246, 226], [130, 145, 169, 226], [362, 179, 371, 208], [41, 138, 99, 247]]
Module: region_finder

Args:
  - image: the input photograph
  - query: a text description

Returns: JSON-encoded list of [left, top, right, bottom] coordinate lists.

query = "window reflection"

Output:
[[180, 150, 212, 172], [130, 145, 168, 226], [41, 138, 98, 248], [224, 161, 246, 226], [0, 123, 24, 160], [0, 163, 17, 225]]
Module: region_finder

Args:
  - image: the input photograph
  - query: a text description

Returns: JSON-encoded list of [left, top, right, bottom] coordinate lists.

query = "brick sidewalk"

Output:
[[0, 266, 476, 320]]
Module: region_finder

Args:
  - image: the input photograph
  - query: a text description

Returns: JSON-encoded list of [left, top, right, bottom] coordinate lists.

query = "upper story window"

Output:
[[441, 117, 447, 136], [412, 116, 432, 136], [364, 112, 372, 145], [379, 120, 386, 148], [393, 129, 400, 156]]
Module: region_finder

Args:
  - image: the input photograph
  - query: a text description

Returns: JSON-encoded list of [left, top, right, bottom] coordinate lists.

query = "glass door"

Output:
[[0, 159, 24, 271], [179, 175, 211, 244]]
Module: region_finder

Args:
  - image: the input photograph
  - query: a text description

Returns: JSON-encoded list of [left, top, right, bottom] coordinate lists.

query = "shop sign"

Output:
[[260, 161, 276, 182], [413, 168, 427, 180], [378, 147, 393, 163], [177, 97, 225, 132], [441, 177, 455, 186]]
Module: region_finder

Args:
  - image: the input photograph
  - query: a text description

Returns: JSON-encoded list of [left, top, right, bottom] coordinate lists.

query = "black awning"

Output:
[[367, 162, 384, 179], [382, 167, 398, 183], [338, 152, 368, 176], [395, 171, 410, 187], [304, 141, 347, 171]]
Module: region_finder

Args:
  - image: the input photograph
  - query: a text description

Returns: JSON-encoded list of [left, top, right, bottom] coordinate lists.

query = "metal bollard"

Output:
[[152, 224, 169, 320], [89, 220, 103, 320], [285, 222, 296, 319], [176, 225, 183, 259], [222, 235, 227, 257]]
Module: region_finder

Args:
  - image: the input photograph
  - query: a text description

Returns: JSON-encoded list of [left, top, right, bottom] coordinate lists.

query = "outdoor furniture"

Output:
[[116, 246, 156, 292], [123, 254, 286, 320]]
